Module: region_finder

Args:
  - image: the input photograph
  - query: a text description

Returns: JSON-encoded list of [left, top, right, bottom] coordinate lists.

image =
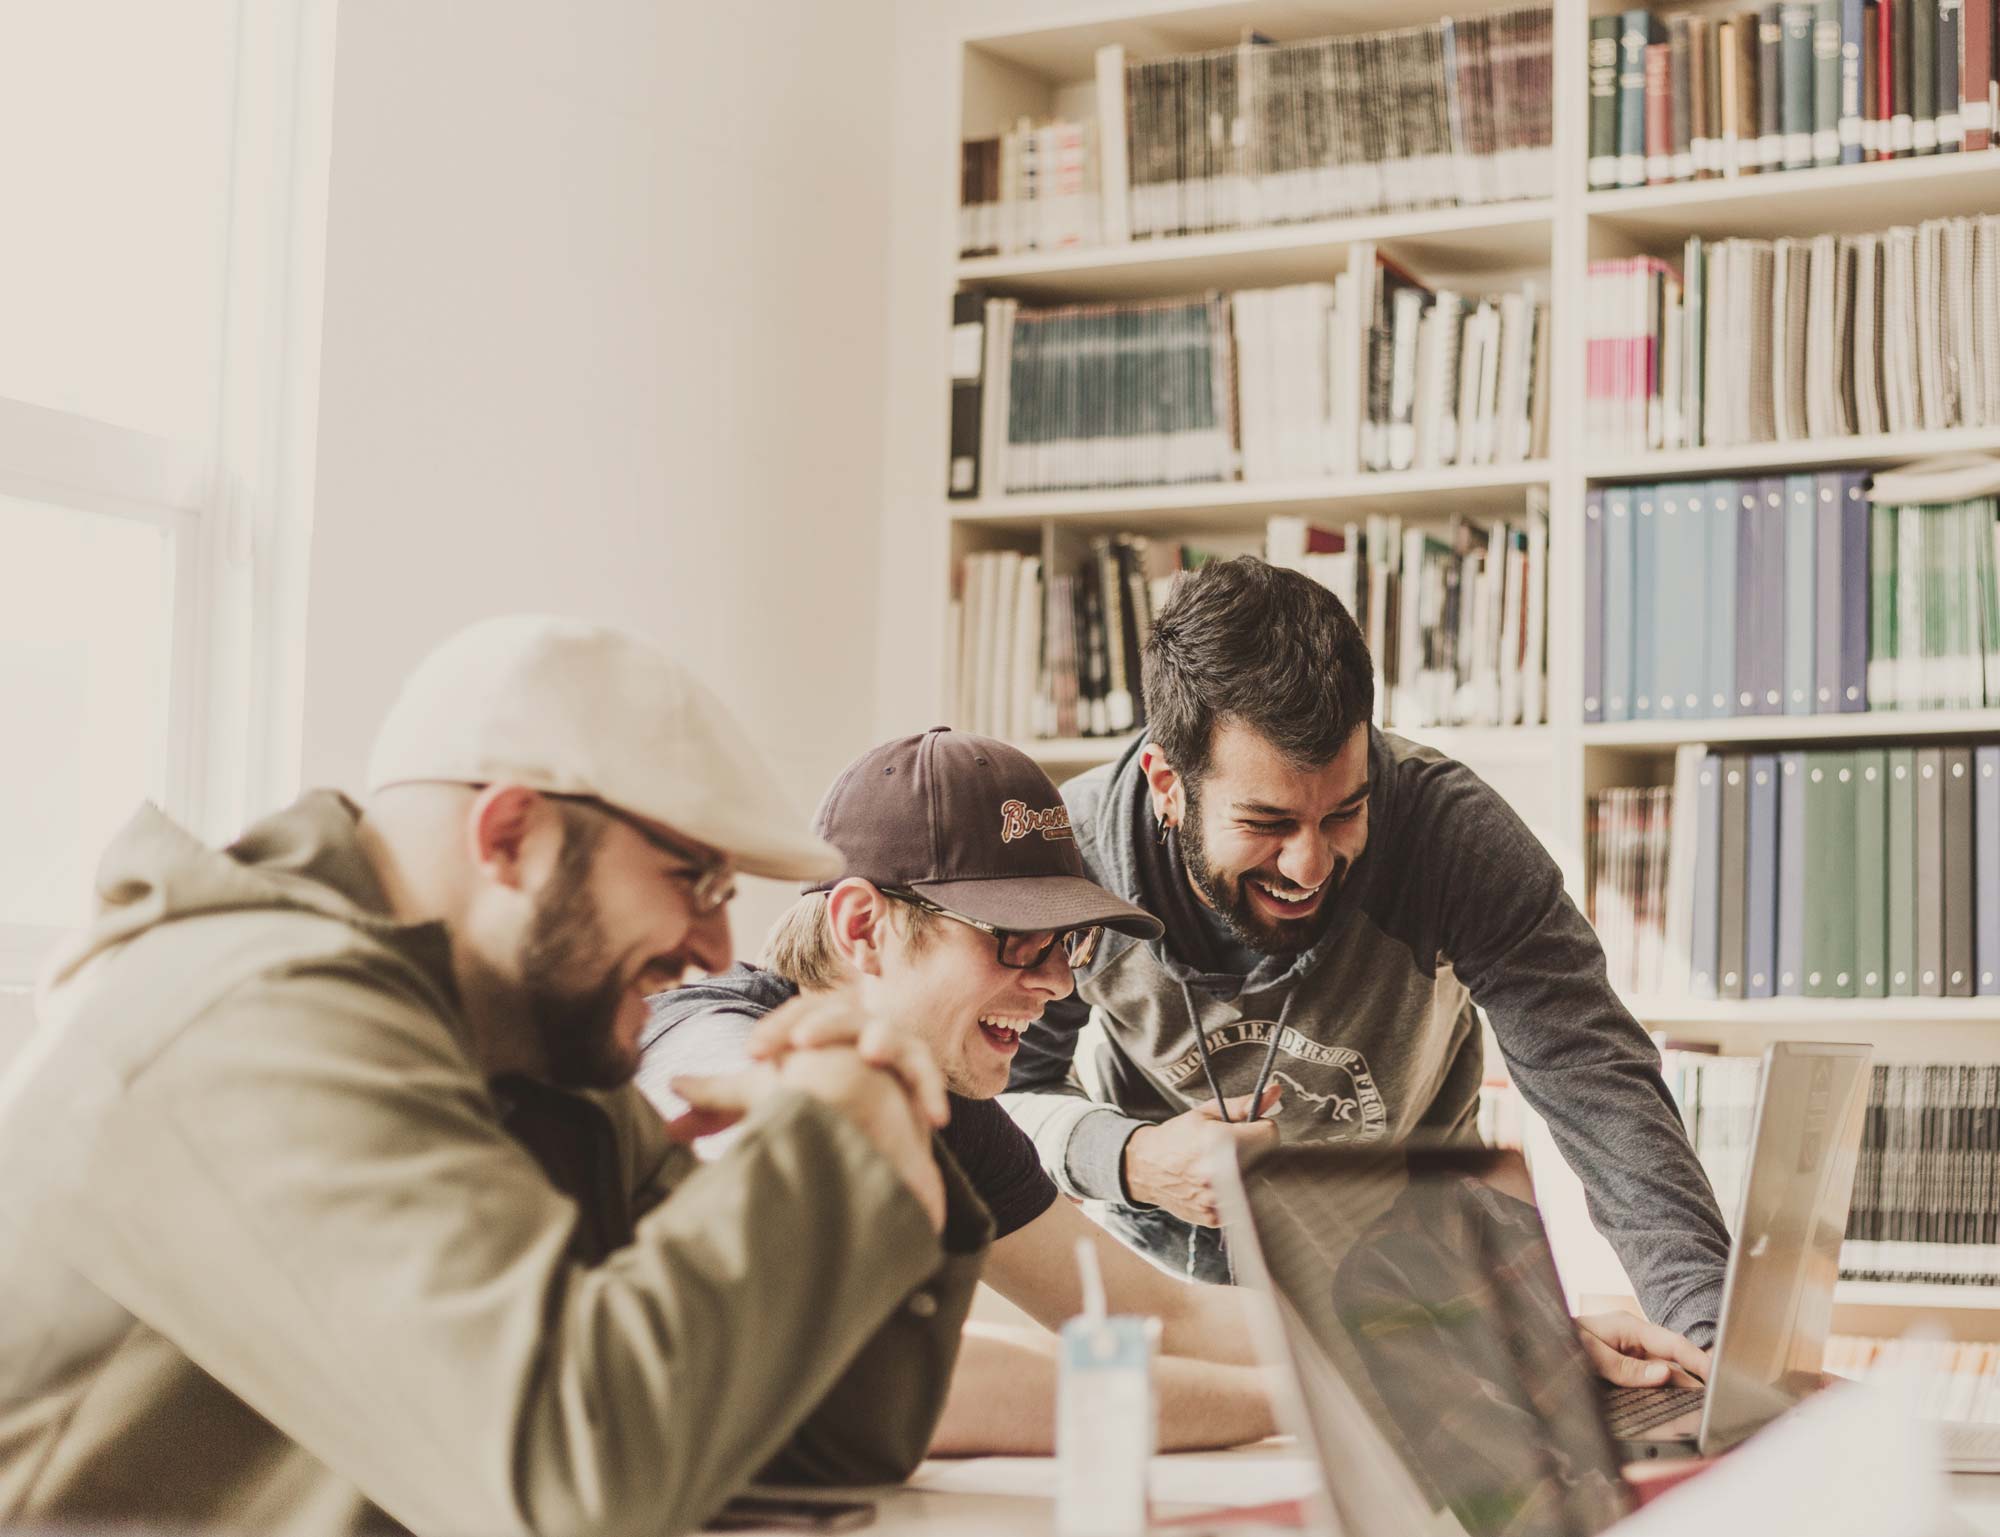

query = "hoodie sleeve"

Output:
[[60, 967, 985, 1537], [1419, 765, 1730, 1346], [1003, 990, 1151, 1204]]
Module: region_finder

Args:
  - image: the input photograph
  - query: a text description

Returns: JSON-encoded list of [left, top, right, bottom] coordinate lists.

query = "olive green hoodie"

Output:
[[0, 791, 987, 1536]]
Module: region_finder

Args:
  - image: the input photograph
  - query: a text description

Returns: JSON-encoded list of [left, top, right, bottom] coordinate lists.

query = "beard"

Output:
[[517, 817, 635, 1090], [1180, 782, 1345, 957]]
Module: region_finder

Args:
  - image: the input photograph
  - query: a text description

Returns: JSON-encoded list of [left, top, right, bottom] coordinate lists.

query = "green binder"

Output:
[[1916, 746, 1946, 996], [1854, 748, 1889, 997], [1803, 749, 1859, 997], [1887, 746, 1918, 996]]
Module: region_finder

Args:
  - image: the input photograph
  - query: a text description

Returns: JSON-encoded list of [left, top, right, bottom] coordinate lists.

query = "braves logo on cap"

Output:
[[999, 799, 1074, 844]]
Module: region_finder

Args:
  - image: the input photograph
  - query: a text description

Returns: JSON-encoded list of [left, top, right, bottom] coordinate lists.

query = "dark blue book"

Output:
[[1839, 0, 1866, 161], [1585, 488, 1606, 723], [1692, 753, 1724, 997], [1747, 753, 1781, 996], [1978, 745, 2000, 994], [1605, 485, 1636, 722], [1707, 479, 1740, 717], [1633, 485, 1659, 719], [1784, 473, 1818, 715], [1618, 10, 1662, 187], [1838, 471, 1870, 711], [1777, 751, 1809, 994]]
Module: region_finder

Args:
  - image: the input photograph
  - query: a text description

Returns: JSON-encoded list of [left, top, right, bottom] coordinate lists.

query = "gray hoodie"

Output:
[[1003, 730, 1730, 1345]]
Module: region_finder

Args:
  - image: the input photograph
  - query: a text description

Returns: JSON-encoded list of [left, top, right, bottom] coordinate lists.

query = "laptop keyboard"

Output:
[[1601, 1383, 1706, 1437]]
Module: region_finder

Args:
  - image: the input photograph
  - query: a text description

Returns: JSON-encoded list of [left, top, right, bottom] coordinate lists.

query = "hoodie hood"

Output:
[[40, 790, 451, 1004], [1062, 734, 1381, 1005]]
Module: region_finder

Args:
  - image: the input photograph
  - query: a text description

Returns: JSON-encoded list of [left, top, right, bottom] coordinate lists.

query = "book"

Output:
[[1888, 745, 1919, 994], [1917, 745, 1945, 994], [1747, 753, 1781, 994], [1590, 15, 1624, 186], [947, 291, 985, 499], [1855, 748, 1890, 995], [1945, 744, 1976, 993]]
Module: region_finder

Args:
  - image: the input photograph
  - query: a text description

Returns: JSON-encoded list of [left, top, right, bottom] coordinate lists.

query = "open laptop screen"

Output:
[[1231, 1143, 1631, 1537]]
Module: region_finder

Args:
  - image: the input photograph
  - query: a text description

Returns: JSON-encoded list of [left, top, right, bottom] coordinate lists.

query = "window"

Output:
[[0, 2, 335, 985]]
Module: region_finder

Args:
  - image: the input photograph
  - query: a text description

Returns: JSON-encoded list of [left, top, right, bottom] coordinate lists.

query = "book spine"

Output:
[[1783, 2, 1819, 164], [1692, 753, 1724, 996], [1889, 746, 1918, 994], [1692, 17, 1719, 174], [1589, 15, 1623, 187], [1671, 15, 1698, 177], [1804, 751, 1860, 996], [1913, 0, 1939, 149], [1892, 0, 1914, 154], [1606, 485, 1635, 721], [1646, 41, 1676, 183], [1709, 479, 1741, 716], [1917, 745, 1945, 994], [1815, 0, 1846, 160], [1965, 0, 1993, 149], [948, 290, 985, 499], [1946, 745, 1976, 994], [1747, 753, 1781, 995], [1619, 9, 1653, 185], [1633, 485, 1658, 717], [1939, 0, 1964, 149], [1841, 0, 1868, 158], [1840, 471, 1871, 711], [1855, 748, 1889, 996], [1585, 488, 1606, 722], [1814, 472, 1844, 712], [1866, 0, 1885, 157], [1760, 4, 1787, 166], [1977, 745, 2000, 993], [1719, 754, 1751, 998], [1777, 751, 1809, 993], [1786, 473, 1819, 715]]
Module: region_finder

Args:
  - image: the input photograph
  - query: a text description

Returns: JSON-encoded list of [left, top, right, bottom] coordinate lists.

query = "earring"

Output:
[[1156, 815, 1173, 846]]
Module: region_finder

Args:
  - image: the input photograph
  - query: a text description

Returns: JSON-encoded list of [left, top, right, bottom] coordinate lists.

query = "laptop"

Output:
[[1605, 1041, 1871, 1460], [1214, 1137, 1635, 1536]]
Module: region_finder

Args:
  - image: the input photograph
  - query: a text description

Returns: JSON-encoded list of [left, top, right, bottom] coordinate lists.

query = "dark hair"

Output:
[[1143, 556, 1374, 785]]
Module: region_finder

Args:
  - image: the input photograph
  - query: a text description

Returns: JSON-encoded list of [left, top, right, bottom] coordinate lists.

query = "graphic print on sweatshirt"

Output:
[[1158, 1019, 1389, 1141]]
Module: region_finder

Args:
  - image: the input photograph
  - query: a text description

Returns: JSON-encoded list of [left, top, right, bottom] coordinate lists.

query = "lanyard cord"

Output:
[[1178, 977, 1285, 1125]]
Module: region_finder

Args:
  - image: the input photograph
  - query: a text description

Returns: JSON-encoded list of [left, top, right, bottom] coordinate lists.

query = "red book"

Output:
[[1965, 0, 1994, 151], [1645, 42, 1676, 181]]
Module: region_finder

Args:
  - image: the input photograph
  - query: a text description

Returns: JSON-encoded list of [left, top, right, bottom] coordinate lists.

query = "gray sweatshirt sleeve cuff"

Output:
[[1064, 1108, 1151, 1205]]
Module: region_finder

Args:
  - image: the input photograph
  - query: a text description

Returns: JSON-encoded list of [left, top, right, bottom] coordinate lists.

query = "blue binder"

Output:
[[1784, 474, 1817, 715], [1585, 488, 1605, 723], [1604, 485, 1635, 722], [1776, 751, 1808, 995], [1633, 485, 1658, 719], [1706, 479, 1739, 717]]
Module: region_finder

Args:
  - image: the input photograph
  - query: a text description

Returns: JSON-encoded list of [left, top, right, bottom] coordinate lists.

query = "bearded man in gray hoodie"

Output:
[[1003, 556, 1732, 1351]]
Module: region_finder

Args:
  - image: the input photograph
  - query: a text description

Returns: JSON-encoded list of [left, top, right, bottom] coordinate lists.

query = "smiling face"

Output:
[[516, 799, 733, 1090], [1168, 719, 1371, 955], [850, 890, 1076, 1099]]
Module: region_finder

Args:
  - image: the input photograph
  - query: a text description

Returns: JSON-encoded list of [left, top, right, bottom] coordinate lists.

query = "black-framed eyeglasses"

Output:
[[882, 887, 1101, 970], [546, 793, 737, 915]]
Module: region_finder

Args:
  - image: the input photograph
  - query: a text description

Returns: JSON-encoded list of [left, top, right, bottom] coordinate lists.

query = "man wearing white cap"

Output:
[[0, 617, 988, 1537]]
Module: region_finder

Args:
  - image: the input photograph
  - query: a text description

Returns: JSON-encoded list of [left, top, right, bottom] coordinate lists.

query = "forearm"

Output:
[[928, 1324, 1277, 1456], [1156, 1278, 1261, 1366]]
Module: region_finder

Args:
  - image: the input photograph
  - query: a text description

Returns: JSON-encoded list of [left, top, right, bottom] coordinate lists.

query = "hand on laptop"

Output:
[[1122, 1083, 1283, 1225], [1575, 1311, 1711, 1389]]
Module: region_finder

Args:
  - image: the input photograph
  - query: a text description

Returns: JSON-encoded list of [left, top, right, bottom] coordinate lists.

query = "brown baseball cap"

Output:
[[808, 728, 1162, 940]]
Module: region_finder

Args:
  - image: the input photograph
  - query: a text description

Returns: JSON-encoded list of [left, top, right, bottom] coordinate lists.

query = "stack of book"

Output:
[[1584, 213, 2000, 455], [948, 258, 1548, 498], [1660, 1049, 2000, 1288], [1603, 739, 2000, 1001], [1588, 785, 1676, 994], [1269, 501, 1551, 730], [1588, 2, 2000, 191], [959, 120, 1101, 258], [1110, 6, 1554, 238], [1583, 475, 2000, 724], [1826, 1334, 2000, 1416]]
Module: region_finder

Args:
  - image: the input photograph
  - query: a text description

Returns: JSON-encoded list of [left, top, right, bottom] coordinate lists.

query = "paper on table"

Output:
[[908, 1453, 1323, 1510], [1609, 1370, 1950, 1537]]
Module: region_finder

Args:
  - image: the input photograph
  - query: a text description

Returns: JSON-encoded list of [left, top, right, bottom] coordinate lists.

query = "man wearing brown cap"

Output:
[[0, 617, 987, 1537], [643, 728, 1287, 1454]]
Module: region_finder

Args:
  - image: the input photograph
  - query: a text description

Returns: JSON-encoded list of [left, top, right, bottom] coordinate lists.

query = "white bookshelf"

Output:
[[895, 0, 2000, 1336]]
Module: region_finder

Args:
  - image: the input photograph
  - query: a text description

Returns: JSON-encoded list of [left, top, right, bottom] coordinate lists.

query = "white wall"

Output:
[[304, 0, 898, 947]]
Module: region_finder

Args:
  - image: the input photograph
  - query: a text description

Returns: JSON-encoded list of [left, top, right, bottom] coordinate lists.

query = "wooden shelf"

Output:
[[1583, 425, 2000, 482], [1587, 152, 2000, 243], [952, 462, 1552, 533], [1628, 996, 2000, 1027], [957, 201, 1555, 299], [1582, 709, 2000, 750], [1837, 1281, 2000, 1310]]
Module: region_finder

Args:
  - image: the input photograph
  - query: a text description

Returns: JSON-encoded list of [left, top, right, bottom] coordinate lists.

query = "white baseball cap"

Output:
[[366, 615, 839, 881]]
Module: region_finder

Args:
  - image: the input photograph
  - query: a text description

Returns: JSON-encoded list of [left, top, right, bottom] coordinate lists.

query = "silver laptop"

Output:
[[1215, 1138, 1634, 1537], [1608, 1041, 1871, 1461]]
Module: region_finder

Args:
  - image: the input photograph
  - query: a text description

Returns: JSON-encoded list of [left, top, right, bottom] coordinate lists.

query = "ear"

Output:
[[466, 785, 559, 892], [824, 878, 893, 978], [1139, 743, 1185, 831]]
